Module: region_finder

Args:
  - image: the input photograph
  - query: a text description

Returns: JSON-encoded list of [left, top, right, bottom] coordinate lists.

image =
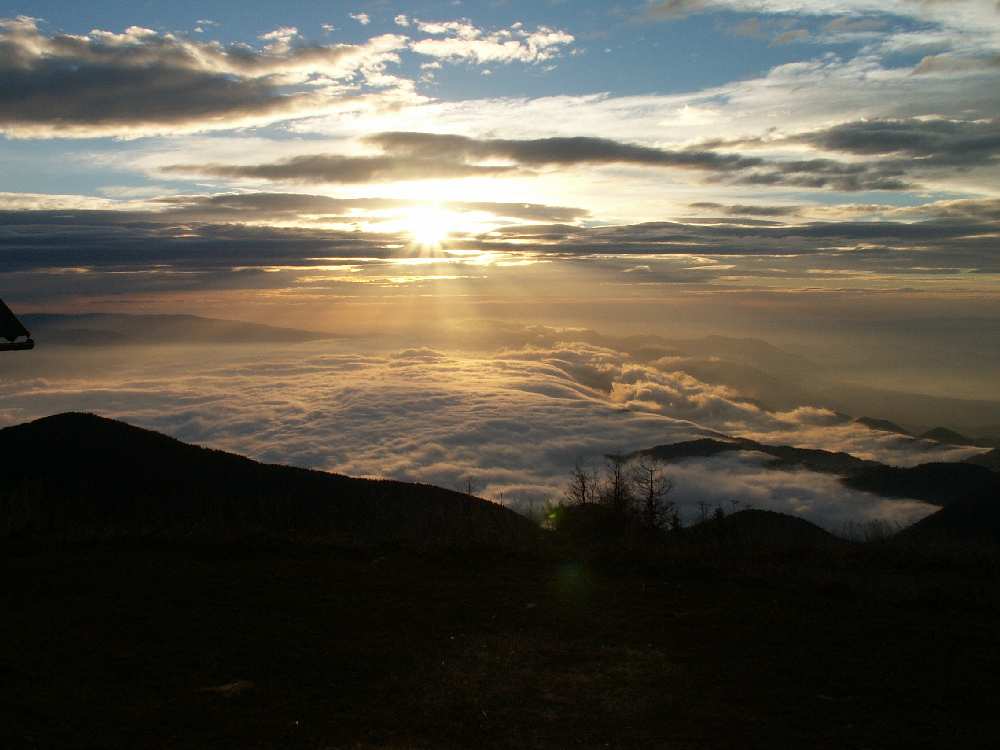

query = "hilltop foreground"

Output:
[[2, 414, 1000, 749]]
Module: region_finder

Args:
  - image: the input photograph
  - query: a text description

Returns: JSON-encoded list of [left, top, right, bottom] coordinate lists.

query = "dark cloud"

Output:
[[0, 17, 408, 137], [163, 155, 515, 184], [365, 131, 763, 171], [693, 116, 1000, 188], [150, 193, 405, 222], [149, 193, 587, 224], [174, 131, 916, 191], [689, 202, 801, 217], [797, 118, 1000, 168]]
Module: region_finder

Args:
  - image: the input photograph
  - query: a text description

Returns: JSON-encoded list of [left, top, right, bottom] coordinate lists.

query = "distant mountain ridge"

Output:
[[634, 437, 880, 476], [854, 416, 910, 436], [0, 413, 537, 548], [21, 313, 337, 346], [634, 437, 1000, 507], [965, 449, 1000, 472], [898, 495, 1000, 545]]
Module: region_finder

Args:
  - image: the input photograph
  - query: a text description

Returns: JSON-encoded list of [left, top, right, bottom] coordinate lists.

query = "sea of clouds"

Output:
[[2, 335, 980, 531]]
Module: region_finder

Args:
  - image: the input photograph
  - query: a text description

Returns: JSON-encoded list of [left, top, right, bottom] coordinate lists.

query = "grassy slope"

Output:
[[2, 541, 999, 750], [0, 413, 538, 550]]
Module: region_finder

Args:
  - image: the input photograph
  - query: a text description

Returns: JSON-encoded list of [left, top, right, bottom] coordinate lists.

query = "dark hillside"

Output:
[[636, 437, 880, 475], [854, 416, 910, 435], [898, 495, 1000, 545], [0, 413, 538, 549], [918, 426, 1000, 448], [843, 462, 1000, 507], [966, 448, 1000, 472], [693, 508, 838, 547]]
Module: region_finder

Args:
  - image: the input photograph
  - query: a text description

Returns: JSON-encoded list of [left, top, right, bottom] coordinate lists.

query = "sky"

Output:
[[1, 1, 999, 527], [1, 0, 998, 326]]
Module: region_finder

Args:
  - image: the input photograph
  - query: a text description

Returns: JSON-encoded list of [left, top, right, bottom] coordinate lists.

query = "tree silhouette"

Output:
[[632, 459, 675, 530], [565, 459, 597, 505], [599, 452, 634, 514]]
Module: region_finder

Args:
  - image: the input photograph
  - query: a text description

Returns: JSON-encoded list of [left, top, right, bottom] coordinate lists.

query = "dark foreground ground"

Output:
[[3, 541, 1000, 749]]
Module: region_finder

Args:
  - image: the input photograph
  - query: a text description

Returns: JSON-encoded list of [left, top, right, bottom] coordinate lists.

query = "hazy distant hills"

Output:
[[634, 437, 1000, 508], [635, 437, 880, 476], [636, 435, 1000, 541], [843, 463, 1000, 506], [854, 416, 910, 436], [853, 418, 1000, 448], [602, 331, 1000, 438], [21, 313, 337, 346], [0, 413, 537, 548], [18, 312, 1000, 435], [918, 426, 1000, 448]]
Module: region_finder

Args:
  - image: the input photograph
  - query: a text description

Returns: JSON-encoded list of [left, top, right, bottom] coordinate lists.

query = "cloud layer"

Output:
[[0, 334, 960, 531]]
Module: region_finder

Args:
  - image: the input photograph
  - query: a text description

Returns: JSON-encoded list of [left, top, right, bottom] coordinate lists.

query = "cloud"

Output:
[[363, 132, 917, 191], [0, 334, 948, 530], [163, 153, 516, 184], [148, 192, 589, 224], [349, 12, 371, 26], [0, 16, 412, 138], [913, 52, 1000, 74], [410, 20, 574, 65], [645, 0, 714, 20], [170, 131, 907, 189], [795, 117, 1000, 167], [689, 202, 802, 217], [771, 29, 810, 45], [660, 453, 935, 529], [2, 189, 999, 298]]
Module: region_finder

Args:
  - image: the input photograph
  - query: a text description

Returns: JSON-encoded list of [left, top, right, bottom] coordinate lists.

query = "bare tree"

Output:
[[564, 459, 597, 506], [599, 452, 634, 514], [632, 459, 675, 530]]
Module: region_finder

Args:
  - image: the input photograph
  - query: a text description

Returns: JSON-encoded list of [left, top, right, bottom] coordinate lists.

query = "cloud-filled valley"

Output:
[[3, 327, 978, 532]]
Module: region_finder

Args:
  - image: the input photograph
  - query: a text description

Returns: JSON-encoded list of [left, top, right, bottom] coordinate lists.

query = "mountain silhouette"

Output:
[[965, 448, 1000, 472], [637, 437, 1000, 507], [635, 437, 880, 475], [898, 495, 1000, 544], [693, 508, 837, 547], [843, 462, 1000, 506], [918, 426, 999, 448], [854, 416, 911, 435], [0, 413, 537, 548], [20, 313, 336, 346]]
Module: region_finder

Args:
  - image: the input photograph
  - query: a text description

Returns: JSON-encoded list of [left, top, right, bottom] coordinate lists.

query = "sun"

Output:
[[403, 206, 454, 248]]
